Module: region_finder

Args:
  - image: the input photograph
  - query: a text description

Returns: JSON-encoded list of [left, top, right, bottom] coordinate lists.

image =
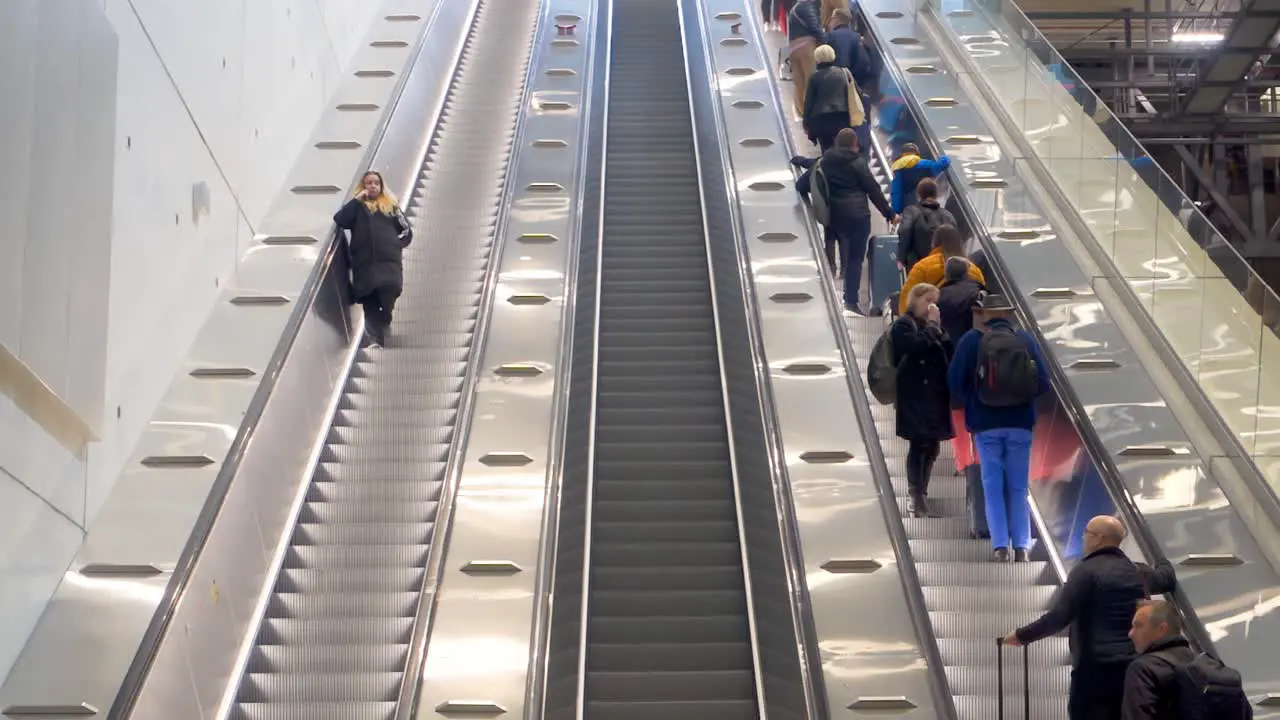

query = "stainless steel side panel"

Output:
[[0, 1, 475, 716], [686, 0, 940, 715], [412, 0, 598, 715], [859, 0, 1280, 705]]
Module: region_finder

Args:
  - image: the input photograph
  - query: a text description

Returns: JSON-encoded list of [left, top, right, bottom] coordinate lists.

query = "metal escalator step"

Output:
[[592, 499, 735, 522], [593, 519, 739, 542], [585, 670, 756, 701], [584, 700, 757, 720], [321, 444, 450, 464], [915, 561, 1055, 587], [901, 516, 977, 539], [246, 645, 408, 674], [238, 672, 401, 702], [291, 522, 434, 546], [266, 592, 420, 619], [332, 407, 458, 427], [953, 695, 1067, 720], [590, 615, 751, 644], [597, 346, 720, 364], [256, 618, 415, 646], [306, 481, 442, 505], [591, 566, 748, 592], [892, 477, 967, 499], [593, 459, 731, 481], [284, 544, 430, 568], [935, 637, 1070, 667], [922, 585, 1058, 613], [594, 424, 727, 445], [229, 701, 397, 720], [345, 377, 464, 397], [327, 425, 455, 446], [349, 360, 470, 380], [908, 539, 1007, 563], [590, 542, 743, 568], [928, 611, 1046, 638], [895, 495, 968, 517], [297, 500, 440, 524], [595, 407, 726, 426], [275, 567, 424, 593], [945, 664, 1070, 695], [593, 479, 733, 502], [590, 590, 747, 618], [589, 643, 754, 672], [592, 442, 730, 463]]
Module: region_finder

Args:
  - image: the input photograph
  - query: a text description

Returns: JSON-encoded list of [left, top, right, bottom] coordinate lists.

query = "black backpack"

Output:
[[866, 326, 898, 405], [974, 325, 1039, 407], [810, 160, 832, 227], [1151, 651, 1252, 720]]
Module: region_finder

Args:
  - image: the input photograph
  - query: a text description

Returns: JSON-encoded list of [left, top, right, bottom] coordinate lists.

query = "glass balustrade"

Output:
[[888, 0, 1280, 491]]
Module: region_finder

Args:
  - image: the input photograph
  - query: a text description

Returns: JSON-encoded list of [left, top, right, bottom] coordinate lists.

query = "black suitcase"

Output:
[[996, 637, 1031, 720]]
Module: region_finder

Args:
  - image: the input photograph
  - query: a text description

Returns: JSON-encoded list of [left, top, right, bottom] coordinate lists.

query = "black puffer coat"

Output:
[[334, 198, 413, 299], [892, 312, 955, 441]]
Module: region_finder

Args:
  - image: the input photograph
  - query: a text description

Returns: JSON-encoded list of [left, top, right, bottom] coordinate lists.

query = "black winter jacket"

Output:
[[898, 200, 956, 268], [334, 198, 413, 299], [787, 0, 824, 43], [937, 277, 984, 383], [804, 63, 851, 124], [1016, 547, 1178, 667], [818, 147, 894, 221], [1121, 636, 1197, 720], [891, 312, 954, 441]]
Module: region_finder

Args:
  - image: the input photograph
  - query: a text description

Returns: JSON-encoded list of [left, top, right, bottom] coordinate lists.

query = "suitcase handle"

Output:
[[995, 637, 1031, 719]]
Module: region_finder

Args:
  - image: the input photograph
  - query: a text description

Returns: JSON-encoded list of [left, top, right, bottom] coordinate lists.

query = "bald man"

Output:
[[1002, 516, 1178, 720]]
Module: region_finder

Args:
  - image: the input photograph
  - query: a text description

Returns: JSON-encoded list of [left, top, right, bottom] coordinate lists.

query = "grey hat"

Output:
[[978, 293, 1015, 311]]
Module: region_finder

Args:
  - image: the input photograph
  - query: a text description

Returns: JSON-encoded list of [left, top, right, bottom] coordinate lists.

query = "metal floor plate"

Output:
[[226, 0, 535, 717]]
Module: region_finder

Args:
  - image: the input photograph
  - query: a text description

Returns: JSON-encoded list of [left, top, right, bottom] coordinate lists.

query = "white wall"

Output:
[[0, 0, 385, 681]]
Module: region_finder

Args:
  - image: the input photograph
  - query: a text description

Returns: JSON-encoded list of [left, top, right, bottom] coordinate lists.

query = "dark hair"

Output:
[[835, 127, 858, 150], [831, 7, 852, 25], [916, 177, 938, 200], [944, 256, 970, 283], [934, 224, 965, 255]]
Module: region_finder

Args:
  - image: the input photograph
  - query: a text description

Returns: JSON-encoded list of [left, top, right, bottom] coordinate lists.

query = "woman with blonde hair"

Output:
[[892, 282, 955, 517], [334, 170, 413, 347]]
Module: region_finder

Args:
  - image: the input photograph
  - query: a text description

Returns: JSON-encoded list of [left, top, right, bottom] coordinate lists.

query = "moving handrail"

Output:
[[104, 2, 472, 716], [854, 3, 1220, 662]]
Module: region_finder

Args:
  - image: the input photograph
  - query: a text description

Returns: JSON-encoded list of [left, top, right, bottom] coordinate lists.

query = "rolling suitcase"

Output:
[[867, 234, 904, 316], [996, 638, 1031, 720], [966, 455, 989, 539]]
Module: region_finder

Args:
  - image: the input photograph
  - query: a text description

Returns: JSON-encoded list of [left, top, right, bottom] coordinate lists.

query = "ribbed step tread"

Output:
[[231, 0, 541, 714]]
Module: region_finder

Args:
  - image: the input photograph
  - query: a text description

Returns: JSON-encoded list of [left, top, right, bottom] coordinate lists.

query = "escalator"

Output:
[[225, 0, 537, 717], [844, 145, 1071, 719], [545, 0, 760, 717]]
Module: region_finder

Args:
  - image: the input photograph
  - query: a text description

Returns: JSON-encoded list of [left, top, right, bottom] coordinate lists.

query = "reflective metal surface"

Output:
[[413, 0, 595, 714], [695, 0, 941, 715], [0, 0, 467, 715], [858, 1, 1280, 707]]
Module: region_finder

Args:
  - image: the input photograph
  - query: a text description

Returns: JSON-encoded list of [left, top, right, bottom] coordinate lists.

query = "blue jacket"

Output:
[[889, 154, 951, 213], [828, 25, 866, 78], [947, 319, 1050, 432]]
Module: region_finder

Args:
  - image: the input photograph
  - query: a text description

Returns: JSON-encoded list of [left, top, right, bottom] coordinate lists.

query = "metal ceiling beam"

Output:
[[1059, 46, 1274, 59], [1173, 145, 1258, 245], [1084, 78, 1280, 89], [1138, 136, 1280, 144], [1121, 113, 1280, 134], [1180, 0, 1280, 115]]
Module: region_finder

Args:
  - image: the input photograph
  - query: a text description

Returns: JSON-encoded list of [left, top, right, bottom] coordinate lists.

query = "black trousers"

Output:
[[360, 286, 401, 343], [906, 439, 941, 497], [1068, 660, 1130, 720]]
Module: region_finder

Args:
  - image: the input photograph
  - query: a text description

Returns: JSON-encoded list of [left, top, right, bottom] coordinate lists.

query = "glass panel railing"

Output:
[[917, 0, 1280, 490]]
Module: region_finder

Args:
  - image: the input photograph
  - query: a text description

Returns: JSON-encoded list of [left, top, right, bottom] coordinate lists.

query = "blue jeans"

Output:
[[974, 428, 1033, 550], [836, 213, 872, 308]]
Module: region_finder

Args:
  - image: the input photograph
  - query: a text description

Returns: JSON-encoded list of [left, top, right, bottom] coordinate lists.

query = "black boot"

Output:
[[991, 547, 1011, 563], [908, 492, 926, 518], [1014, 548, 1030, 563]]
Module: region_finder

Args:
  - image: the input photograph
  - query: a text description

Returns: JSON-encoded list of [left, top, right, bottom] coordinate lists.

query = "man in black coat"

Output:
[[1121, 599, 1196, 719], [1002, 515, 1178, 720]]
